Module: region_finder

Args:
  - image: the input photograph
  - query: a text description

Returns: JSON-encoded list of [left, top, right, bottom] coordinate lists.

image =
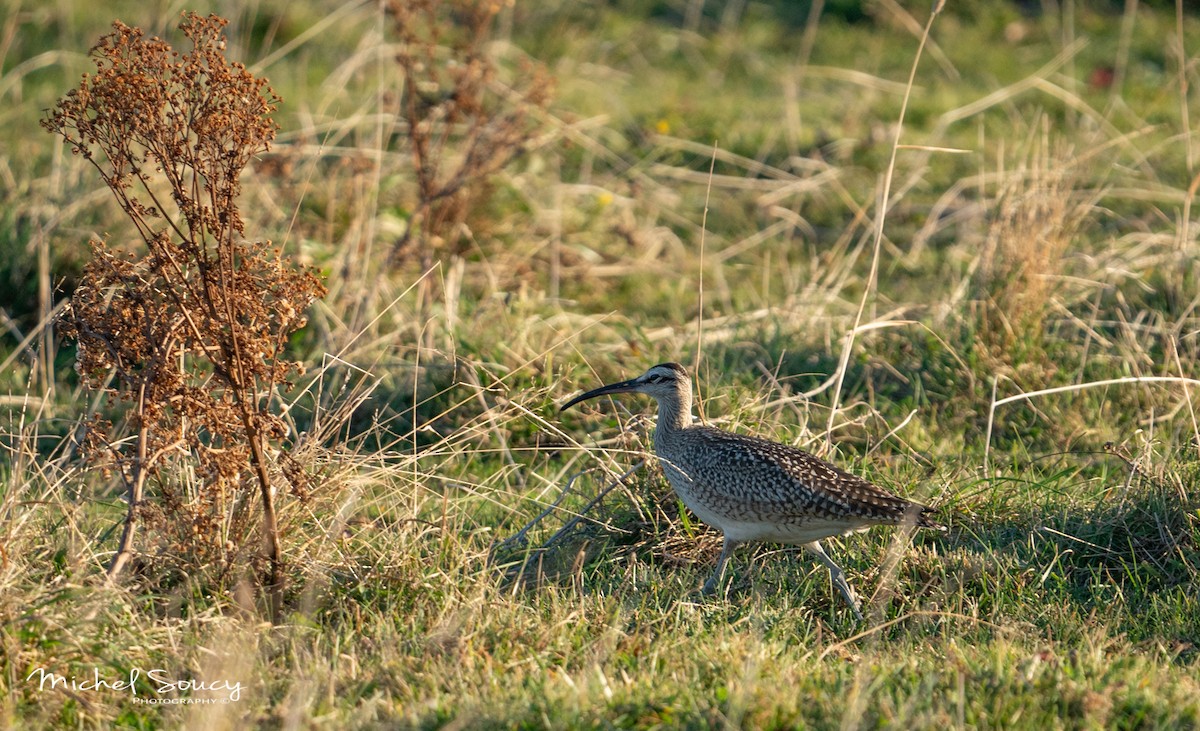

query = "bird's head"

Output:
[[560, 362, 692, 411]]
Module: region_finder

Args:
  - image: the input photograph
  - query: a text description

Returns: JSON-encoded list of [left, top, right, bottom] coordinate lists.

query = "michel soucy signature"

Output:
[[27, 666, 243, 702]]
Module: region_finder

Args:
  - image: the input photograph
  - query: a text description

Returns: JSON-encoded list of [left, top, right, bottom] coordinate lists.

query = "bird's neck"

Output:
[[652, 391, 693, 437]]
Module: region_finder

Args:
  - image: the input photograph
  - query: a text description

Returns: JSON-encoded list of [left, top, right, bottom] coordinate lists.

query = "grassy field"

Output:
[[2, 0, 1199, 728]]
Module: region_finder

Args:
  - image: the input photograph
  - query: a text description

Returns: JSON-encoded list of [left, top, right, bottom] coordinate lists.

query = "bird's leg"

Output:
[[701, 536, 740, 595], [806, 540, 864, 622]]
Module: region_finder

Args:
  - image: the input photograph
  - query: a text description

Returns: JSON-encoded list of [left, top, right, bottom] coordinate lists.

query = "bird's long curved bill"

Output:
[[560, 378, 639, 412]]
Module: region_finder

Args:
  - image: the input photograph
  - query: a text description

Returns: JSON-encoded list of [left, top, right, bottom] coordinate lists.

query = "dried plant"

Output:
[[383, 0, 553, 274], [42, 13, 325, 619]]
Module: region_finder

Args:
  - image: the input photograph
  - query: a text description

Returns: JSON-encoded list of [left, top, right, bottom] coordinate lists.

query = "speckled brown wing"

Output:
[[678, 426, 940, 527]]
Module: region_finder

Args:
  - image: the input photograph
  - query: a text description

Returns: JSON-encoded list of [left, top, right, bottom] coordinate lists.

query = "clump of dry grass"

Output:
[[975, 121, 1101, 371]]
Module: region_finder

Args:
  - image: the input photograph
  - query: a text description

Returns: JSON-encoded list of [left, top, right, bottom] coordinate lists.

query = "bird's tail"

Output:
[[906, 503, 946, 532]]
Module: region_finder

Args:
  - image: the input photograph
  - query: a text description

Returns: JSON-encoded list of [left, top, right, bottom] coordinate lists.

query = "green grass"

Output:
[[3, 0, 1200, 728]]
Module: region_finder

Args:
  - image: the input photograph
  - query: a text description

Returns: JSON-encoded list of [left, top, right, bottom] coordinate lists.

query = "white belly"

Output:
[[717, 518, 870, 545]]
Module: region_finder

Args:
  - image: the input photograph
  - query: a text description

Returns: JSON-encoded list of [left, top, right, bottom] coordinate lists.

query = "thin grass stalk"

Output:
[[824, 1, 943, 446]]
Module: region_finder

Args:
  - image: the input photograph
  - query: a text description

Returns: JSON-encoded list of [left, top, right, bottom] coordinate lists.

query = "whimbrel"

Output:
[[561, 362, 941, 620]]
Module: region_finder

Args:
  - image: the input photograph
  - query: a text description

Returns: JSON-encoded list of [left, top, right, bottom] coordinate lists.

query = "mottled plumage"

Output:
[[561, 361, 941, 620]]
